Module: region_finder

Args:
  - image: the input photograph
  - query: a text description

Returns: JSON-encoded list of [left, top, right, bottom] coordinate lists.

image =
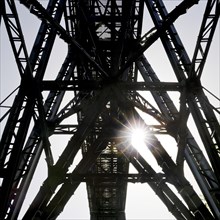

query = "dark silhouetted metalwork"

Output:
[[1, 0, 219, 219]]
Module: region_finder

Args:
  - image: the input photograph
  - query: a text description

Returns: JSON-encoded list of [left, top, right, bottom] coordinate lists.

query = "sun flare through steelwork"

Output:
[[0, 0, 220, 219]]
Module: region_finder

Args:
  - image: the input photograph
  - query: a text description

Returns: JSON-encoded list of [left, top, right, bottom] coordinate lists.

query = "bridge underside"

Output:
[[0, 0, 220, 220]]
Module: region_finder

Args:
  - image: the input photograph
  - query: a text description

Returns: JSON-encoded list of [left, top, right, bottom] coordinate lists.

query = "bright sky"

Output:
[[0, 0, 219, 219]]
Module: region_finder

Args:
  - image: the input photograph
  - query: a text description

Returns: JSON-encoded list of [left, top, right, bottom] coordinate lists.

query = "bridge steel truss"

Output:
[[0, 0, 220, 219]]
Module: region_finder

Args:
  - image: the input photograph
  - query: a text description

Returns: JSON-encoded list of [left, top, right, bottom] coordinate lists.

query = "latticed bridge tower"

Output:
[[0, 0, 220, 219]]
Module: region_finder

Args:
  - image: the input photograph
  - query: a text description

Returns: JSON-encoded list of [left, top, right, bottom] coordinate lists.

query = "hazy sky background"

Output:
[[0, 0, 219, 219]]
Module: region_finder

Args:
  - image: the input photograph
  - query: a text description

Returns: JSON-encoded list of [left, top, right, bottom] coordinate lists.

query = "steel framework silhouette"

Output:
[[0, 0, 220, 219]]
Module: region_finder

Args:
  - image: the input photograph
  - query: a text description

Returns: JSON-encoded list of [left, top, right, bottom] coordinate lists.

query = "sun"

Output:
[[116, 117, 160, 171], [117, 117, 151, 156], [131, 127, 147, 148]]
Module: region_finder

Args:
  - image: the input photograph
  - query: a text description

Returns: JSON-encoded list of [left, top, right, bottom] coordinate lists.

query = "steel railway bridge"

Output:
[[0, 0, 220, 219]]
